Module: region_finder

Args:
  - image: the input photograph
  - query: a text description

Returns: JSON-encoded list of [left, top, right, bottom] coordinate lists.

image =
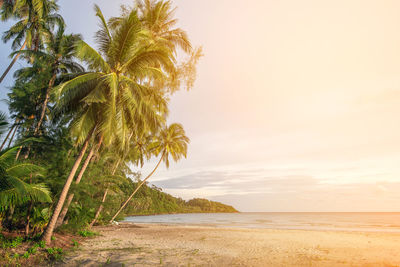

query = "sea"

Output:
[[123, 212, 400, 233]]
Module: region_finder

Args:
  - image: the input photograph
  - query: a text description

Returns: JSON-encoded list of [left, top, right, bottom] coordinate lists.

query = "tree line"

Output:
[[0, 0, 206, 245]]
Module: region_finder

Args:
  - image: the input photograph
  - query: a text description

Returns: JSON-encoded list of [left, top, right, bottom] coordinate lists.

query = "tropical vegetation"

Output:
[[0, 1, 235, 262]]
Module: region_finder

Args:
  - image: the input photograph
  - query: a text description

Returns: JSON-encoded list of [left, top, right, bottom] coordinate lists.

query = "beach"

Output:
[[61, 223, 400, 266]]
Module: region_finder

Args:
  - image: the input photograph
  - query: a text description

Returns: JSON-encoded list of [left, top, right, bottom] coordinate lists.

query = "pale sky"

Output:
[[1, 0, 400, 211]]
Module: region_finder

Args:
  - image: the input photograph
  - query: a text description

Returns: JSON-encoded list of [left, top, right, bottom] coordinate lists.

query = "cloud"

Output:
[[149, 165, 400, 212]]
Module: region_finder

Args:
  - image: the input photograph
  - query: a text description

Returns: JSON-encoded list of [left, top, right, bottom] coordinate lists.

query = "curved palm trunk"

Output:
[[23, 72, 58, 160], [41, 127, 95, 244], [34, 72, 57, 135], [0, 124, 16, 151], [109, 152, 165, 223], [7, 124, 18, 148], [89, 188, 109, 228], [15, 145, 22, 160], [89, 158, 121, 227], [0, 40, 27, 84], [55, 135, 103, 227]]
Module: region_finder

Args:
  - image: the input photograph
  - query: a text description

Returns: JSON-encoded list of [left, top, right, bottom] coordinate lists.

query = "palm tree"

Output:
[[136, 0, 192, 54], [6, 61, 52, 158], [109, 123, 189, 222], [88, 153, 123, 227], [15, 26, 83, 135], [0, 147, 51, 230], [89, 132, 150, 227], [0, 0, 63, 83], [116, 0, 197, 94], [55, 135, 102, 227], [0, 113, 50, 228], [0, 112, 10, 147], [41, 5, 173, 244]]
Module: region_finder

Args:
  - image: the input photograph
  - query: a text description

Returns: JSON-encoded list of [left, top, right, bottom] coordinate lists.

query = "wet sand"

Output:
[[61, 223, 400, 266]]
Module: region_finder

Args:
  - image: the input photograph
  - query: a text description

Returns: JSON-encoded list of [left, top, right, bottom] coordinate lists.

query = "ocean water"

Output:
[[123, 212, 400, 232]]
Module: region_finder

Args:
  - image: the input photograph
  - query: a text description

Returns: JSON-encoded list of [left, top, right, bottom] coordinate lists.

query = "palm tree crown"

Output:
[[0, 146, 51, 209], [55, 5, 173, 147], [1, 0, 62, 51], [153, 122, 189, 168]]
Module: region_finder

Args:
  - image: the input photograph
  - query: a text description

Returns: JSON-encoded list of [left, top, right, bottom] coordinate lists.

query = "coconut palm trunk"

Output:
[[109, 152, 165, 223], [41, 127, 95, 244], [54, 145, 96, 227], [55, 135, 103, 227], [34, 72, 57, 135], [89, 158, 121, 227], [25, 201, 33, 236], [0, 40, 27, 84], [0, 123, 16, 150], [7, 123, 18, 148], [23, 72, 58, 160], [15, 146, 22, 160], [89, 188, 108, 228]]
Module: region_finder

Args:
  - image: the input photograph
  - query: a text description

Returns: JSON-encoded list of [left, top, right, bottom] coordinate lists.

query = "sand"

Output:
[[61, 223, 400, 266]]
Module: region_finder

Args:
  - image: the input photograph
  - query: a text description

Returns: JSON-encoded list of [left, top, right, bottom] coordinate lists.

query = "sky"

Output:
[[1, 0, 400, 211]]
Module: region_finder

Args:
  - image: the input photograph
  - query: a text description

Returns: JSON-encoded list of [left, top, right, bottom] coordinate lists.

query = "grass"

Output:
[[0, 230, 89, 266], [46, 247, 64, 261], [78, 230, 98, 237], [0, 235, 24, 249], [72, 239, 79, 248]]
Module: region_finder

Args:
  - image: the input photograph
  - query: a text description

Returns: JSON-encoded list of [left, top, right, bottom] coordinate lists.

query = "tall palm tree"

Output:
[[15, 26, 83, 135], [6, 60, 52, 157], [115, 0, 196, 94], [0, 0, 63, 83], [109, 123, 189, 222], [55, 134, 102, 227], [41, 5, 173, 244]]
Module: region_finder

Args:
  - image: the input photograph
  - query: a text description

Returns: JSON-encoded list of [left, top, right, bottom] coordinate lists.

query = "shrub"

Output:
[[78, 230, 97, 237], [46, 247, 64, 261]]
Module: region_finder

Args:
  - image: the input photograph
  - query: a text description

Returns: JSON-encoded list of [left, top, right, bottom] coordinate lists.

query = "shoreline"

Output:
[[120, 221, 400, 234], [62, 222, 400, 266], [123, 211, 239, 217]]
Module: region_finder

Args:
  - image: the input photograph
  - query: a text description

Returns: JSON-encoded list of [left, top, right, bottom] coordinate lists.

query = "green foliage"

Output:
[[78, 230, 97, 237], [46, 247, 63, 261], [0, 112, 8, 136], [71, 239, 79, 247], [54, 4, 173, 146], [46, 247, 63, 254], [122, 183, 238, 216], [30, 207, 50, 233], [27, 246, 38, 254], [37, 240, 46, 248], [1, 0, 63, 51], [0, 146, 51, 210], [0, 235, 23, 249], [0, 0, 235, 249]]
